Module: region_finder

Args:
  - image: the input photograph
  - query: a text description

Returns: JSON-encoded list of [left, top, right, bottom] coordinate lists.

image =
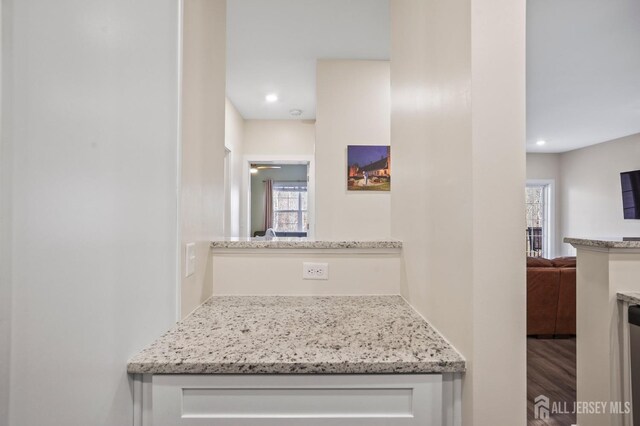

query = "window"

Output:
[[272, 181, 308, 233], [525, 183, 551, 258]]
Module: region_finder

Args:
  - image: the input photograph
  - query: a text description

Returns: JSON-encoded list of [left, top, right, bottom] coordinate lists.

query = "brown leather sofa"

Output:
[[527, 256, 576, 337]]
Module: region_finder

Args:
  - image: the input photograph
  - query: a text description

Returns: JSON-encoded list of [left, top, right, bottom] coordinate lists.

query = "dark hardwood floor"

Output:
[[527, 337, 576, 425]]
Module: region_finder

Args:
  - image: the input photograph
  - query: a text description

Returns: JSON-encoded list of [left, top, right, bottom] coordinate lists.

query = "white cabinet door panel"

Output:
[[151, 374, 443, 426]]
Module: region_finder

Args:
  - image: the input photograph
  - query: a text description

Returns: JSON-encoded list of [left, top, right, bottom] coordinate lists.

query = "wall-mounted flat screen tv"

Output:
[[621, 169, 640, 219]]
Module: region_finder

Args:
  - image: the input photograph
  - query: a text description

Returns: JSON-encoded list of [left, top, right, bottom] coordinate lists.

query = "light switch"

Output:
[[185, 243, 196, 277]]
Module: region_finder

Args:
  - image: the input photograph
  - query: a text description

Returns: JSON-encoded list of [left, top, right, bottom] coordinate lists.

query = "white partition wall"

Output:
[[1, 1, 181, 424], [224, 98, 245, 238], [179, 0, 227, 317], [390, 0, 527, 424], [0, 1, 10, 420]]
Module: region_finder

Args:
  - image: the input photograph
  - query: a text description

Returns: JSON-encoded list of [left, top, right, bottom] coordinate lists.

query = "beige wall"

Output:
[[315, 60, 391, 240], [560, 133, 640, 255], [240, 120, 315, 237], [390, 0, 526, 424], [243, 120, 315, 156], [526, 153, 562, 257], [212, 253, 401, 295], [470, 0, 526, 421], [526, 134, 640, 256], [225, 98, 245, 237], [390, 0, 474, 421], [527, 153, 561, 181], [180, 0, 226, 318]]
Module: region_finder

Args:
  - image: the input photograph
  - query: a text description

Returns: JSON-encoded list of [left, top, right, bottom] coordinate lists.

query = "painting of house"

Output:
[[347, 145, 391, 191]]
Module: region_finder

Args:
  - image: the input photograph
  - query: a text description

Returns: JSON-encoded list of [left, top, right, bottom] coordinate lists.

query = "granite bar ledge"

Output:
[[210, 238, 402, 250], [127, 295, 465, 375], [564, 237, 640, 249], [618, 292, 640, 306]]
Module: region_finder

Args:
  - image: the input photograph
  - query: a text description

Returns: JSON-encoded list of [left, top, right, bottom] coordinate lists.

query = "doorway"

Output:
[[525, 178, 576, 424], [242, 156, 315, 239]]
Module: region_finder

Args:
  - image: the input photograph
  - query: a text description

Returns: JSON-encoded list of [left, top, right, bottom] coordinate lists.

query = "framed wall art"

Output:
[[347, 145, 391, 191]]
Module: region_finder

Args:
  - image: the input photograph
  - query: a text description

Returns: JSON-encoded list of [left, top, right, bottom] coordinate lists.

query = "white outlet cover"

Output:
[[303, 262, 329, 280], [185, 243, 196, 277]]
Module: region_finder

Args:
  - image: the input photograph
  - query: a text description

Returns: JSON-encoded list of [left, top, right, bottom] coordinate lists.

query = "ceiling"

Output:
[[226, 0, 390, 120], [227, 0, 640, 153], [527, 0, 640, 153]]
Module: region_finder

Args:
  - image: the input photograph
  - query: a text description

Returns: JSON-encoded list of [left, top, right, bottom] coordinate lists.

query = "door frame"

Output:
[[242, 154, 315, 239], [223, 147, 232, 237], [526, 179, 556, 259]]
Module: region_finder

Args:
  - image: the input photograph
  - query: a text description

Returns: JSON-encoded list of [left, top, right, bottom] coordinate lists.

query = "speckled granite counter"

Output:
[[564, 237, 640, 249], [618, 292, 640, 305], [210, 238, 402, 250], [127, 296, 465, 375]]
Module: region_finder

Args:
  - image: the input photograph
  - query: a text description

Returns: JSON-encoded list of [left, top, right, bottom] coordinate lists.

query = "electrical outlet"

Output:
[[302, 262, 329, 280]]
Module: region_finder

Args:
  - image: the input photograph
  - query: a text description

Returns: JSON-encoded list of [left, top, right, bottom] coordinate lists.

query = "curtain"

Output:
[[263, 179, 273, 230]]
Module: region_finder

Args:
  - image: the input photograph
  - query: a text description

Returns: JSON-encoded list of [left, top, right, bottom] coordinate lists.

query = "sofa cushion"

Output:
[[555, 268, 577, 335], [527, 257, 554, 267], [551, 257, 577, 268], [527, 268, 561, 335]]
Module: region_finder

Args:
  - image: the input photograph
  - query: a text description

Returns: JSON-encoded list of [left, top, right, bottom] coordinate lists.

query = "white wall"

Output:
[[2, 1, 180, 424], [315, 60, 391, 240], [225, 98, 244, 237], [243, 120, 315, 156], [180, 0, 226, 318], [560, 133, 640, 254], [526, 153, 562, 257], [390, 0, 526, 424]]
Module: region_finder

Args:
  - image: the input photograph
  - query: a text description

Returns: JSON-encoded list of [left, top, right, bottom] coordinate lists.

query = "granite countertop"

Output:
[[127, 295, 465, 375], [618, 292, 640, 305], [564, 237, 640, 249], [210, 238, 402, 250]]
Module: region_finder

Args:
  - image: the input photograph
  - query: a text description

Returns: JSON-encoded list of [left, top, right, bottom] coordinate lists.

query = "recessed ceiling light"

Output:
[[265, 93, 278, 103], [536, 140, 547, 146], [289, 109, 302, 116]]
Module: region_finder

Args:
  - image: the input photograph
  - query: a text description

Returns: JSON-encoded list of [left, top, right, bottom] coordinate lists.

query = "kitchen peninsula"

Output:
[[128, 295, 465, 426], [565, 237, 640, 426]]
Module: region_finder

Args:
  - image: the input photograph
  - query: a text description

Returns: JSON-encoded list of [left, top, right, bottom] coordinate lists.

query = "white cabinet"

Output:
[[133, 374, 461, 426]]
